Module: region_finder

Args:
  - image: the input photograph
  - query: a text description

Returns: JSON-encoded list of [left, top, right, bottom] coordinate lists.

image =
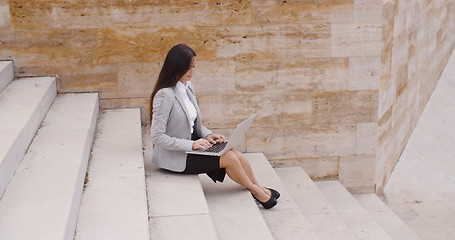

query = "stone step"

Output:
[[75, 109, 150, 240], [0, 77, 56, 197], [0, 61, 14, 93], [353, 194, 421, 240], [199, 163, 274, 240], [315, 181, 393, 240], [145, 158, 218, 239], [275, 167, 358, 240], [142, 125, 218, 239], [0, 93, 99, 240], [246, 153, 320, 240]]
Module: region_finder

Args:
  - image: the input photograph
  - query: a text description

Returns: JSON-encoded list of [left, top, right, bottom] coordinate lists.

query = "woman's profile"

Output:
[[150, 43, 279, 209]]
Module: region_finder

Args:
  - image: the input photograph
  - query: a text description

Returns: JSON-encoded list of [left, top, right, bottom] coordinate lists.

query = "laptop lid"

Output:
[[186, 114, 257, 156]]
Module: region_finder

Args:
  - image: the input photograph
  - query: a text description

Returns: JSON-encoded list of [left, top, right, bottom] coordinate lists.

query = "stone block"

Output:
[[216, 24, 299, 59], [356, 122, 377, 155], [58, 64, 119, 99], [100, 97, 150, 125], [198, 91, 312, 129], [339, 154, 376, 193], [299, 23, 333, 58], [251, 0, 354, 24], [235, 57, 348, 93], [246, 125, 356, 160], [391, 40, 409, 97], [348, 56, 380, 90], [130, 1, 252, 27], [94, 26, 217, 64], [378, 75, 395, 120], [216, 23, 332, 59], [354, 0, 382, 23], [9, 0, 252, 30], [296, 157, 339, 180], [331, 23, 382, 57], [0, 0, 10, 27], [192, 60, 236, 96], [312, 90, 378, 128], [118, 62, 160, 98], [391, 89, 414, 155], [269, 157, 339, 181]]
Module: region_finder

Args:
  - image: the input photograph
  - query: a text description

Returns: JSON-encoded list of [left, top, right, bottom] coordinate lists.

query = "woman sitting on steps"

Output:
[[150, 43, 279, 209]]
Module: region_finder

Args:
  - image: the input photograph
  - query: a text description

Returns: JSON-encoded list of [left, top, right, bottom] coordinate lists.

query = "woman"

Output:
[[150, 43, 279, 209]]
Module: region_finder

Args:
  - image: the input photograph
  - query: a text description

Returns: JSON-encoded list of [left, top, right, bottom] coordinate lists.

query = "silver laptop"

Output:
[[185, 114, 257, 156]]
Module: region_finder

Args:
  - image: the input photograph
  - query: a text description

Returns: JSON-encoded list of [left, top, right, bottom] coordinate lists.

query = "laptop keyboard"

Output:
[[204, 142, 228, 153]]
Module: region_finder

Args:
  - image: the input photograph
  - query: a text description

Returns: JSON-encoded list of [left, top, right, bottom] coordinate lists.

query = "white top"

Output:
[[176, 81, 197, 133]]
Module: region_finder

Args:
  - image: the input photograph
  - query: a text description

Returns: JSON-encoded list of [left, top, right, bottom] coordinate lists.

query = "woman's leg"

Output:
[[231, 149, 272, 196], [220, 150, 271, 202]]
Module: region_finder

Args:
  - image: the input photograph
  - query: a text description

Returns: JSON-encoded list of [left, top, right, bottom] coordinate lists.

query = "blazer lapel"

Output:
[[172, 87, 192, 125]]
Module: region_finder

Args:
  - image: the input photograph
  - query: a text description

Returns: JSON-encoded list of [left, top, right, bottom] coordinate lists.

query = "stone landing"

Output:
[[382, 43, 455, 240]]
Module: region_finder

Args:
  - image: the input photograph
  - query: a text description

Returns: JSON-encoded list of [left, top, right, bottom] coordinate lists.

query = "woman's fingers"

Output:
[[197, 139, 212, 149], [207, 134, 227, 143], [207, 135, 217, 144]]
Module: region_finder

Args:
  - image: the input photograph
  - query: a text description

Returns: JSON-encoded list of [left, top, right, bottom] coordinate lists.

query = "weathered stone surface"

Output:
[[272, 156, 340, 180], [331, 23, 382, 57], [246, 125, 356, 160], [100, 97, 150, 124], [192, 60, 236, 95], [58, 64, 119, 99], [118, 62, 160, 98], [312, 90, 378, 128], [251, 0, 354, 24], [199, 90, 313, 130], [339, 154, 376, 193], [376, 0, 455, 193], [0, 0, 10, 27], [9, 0, 252, 30], [217, 24, 311, 59], [235, 57, 348, 93], [348, 56, 380, 90], [356, 122, 377, 155], [1, 0, 455, 193], [354, 0, 382, 23]]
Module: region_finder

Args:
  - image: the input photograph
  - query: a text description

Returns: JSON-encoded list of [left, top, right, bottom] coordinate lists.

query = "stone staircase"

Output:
[[0, 59, 425, 239]]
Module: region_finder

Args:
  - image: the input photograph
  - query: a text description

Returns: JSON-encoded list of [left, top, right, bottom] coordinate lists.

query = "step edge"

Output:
[[75, 109, 150, 240], [0, 93, 99, 240], [0, 77, 57, 197]]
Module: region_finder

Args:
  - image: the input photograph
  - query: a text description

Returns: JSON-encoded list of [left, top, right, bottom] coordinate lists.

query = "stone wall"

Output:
[[376, 0, 455, 193], [0, 0, 454, 193]]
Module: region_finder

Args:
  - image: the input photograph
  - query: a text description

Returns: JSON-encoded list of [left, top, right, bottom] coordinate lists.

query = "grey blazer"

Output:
[[150, 82, 213, 172]]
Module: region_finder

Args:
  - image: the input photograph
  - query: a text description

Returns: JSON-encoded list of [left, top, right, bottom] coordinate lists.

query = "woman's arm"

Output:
[[150, 89, 194, 152]]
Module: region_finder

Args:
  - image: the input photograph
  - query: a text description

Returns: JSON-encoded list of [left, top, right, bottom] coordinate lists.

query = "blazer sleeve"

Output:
[[150, 89, 194, 151], [200, 125, 213, 138]]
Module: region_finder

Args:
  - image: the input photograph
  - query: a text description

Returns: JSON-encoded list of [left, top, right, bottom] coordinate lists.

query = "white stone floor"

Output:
[[382, 50, 455, 240]]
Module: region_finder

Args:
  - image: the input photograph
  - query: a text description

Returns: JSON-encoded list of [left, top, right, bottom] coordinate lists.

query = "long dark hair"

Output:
[[150, 44, 196, 120]]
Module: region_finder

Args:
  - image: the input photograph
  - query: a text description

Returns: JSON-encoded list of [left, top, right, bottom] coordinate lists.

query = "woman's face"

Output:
[[179, 57, 196, 83]]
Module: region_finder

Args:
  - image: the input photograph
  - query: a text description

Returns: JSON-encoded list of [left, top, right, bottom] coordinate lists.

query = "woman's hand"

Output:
[[192, 139, 212, 150], [206, 134, 226, 145]]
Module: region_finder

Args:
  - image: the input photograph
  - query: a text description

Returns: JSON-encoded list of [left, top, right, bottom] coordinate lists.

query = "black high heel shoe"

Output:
[[267, 188, 280, 200], [251, 193, 277, 209]]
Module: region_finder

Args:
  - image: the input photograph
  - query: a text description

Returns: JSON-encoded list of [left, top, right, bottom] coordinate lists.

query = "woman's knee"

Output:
[[232, 149, 248, 164], [220, 150, 241, 168]]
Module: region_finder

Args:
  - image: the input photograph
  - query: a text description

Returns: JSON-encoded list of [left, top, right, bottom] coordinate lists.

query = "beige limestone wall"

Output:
[[0, 0, 453, 193], [376, 0, 455, 193]]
